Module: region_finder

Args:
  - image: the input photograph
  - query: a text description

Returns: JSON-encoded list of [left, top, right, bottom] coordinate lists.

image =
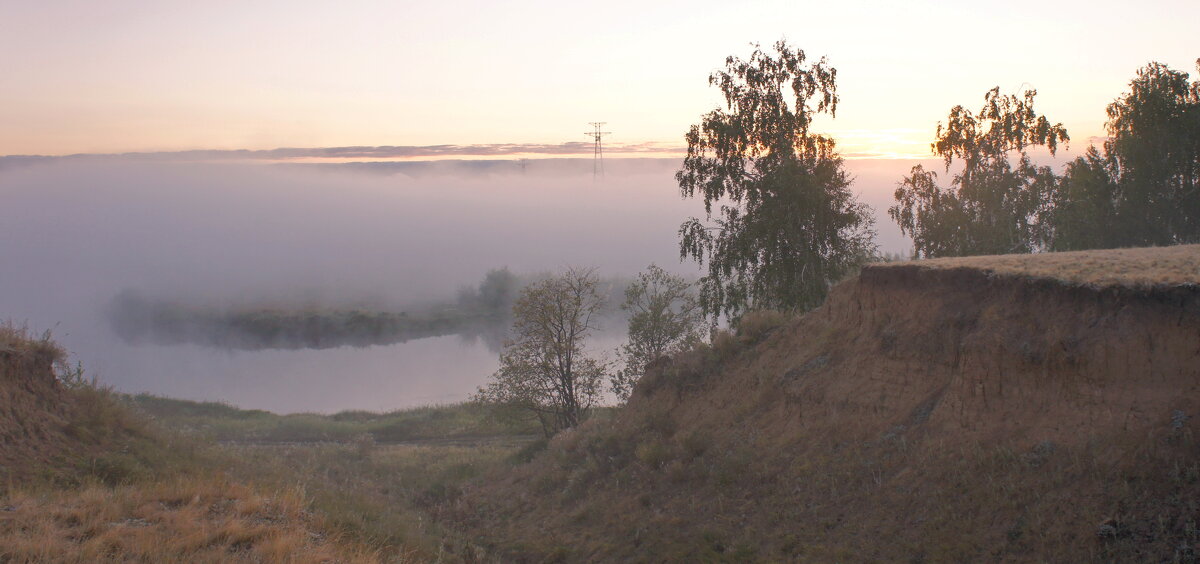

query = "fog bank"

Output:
[[0, 157, 914, 412]]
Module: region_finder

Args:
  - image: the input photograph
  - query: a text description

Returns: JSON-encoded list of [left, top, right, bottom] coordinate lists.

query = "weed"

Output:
[[634, 440, 673, 469], [710, 329, 739, 361], [509, 437, 549, 464]]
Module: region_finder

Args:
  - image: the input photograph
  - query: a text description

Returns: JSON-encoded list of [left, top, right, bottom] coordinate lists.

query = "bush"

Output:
[[509, 438, 549, 465], [710, 329, 739, 361], [634, 440, 673, 469], [735, 310, 789, 343], [64, 385, 146, 443]]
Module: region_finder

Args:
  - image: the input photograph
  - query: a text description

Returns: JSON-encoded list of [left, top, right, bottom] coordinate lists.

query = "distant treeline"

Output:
[[107, 268, 634, 351], [890, 60, 1200, 258], [108, 269, 522, 351]]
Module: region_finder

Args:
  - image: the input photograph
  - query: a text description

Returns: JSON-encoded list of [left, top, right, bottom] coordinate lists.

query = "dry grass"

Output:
[[213, 439, 528, 561], [1, 324, 76, 487], [451, 245, 1200, 562], [0, 324, 63, 365], [124, 395, 543, 560], [873, 243, 1200, 287], [1, 323, 428, 562], [0, 476, 398, 563]]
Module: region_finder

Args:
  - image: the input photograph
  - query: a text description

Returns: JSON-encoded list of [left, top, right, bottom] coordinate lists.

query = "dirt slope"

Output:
[[0, 328, 75, 480], [454, 245, 1200, 563], [0, 327, 389, 563], [0, 327, 163, 486]]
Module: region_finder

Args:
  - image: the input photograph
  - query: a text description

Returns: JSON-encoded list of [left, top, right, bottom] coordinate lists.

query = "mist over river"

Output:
[[0, 157, 913, 413]]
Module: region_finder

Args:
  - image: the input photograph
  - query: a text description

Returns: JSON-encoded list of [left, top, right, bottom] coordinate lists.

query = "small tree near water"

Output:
[[611, 265, 704, 403], [473, 267, 607, 437]]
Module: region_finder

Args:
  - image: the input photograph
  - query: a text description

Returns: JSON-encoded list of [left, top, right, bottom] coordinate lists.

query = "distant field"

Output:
[[876, 244, 1200, 287], [129, 394, 546, 444], [132, 396, 561, 560]]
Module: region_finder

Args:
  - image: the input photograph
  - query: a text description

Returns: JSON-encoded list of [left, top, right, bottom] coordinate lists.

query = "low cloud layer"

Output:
[[0, 156, 915, 412], [0, 158, 704, 410]]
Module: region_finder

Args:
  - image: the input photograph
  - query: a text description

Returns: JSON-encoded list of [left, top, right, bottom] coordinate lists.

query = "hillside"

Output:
[[0, 327, 152, 485], [0, 328, 72, 480], [0, 327, 387, 563], [451, 245, 1200, 562]]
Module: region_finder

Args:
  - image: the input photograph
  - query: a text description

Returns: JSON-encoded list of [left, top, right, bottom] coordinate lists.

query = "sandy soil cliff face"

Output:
[[459, 247, 1200, 563], [804, 264, 1200, 448]]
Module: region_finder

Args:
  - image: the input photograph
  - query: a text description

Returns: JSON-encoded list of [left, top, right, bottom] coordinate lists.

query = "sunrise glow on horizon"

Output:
[[2, 0, 1196, 160]]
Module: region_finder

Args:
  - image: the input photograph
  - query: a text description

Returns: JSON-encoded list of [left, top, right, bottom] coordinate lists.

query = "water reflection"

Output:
[[100, 335, 501, 413]]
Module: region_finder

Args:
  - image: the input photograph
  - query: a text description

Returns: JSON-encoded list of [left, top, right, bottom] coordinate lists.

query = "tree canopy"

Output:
[[473, 267, 607, 437], [889, 88, 1069, 258], [610, 265, 704, 403], [1050, 60, 1200, 249], [677, 41, 875, 320]]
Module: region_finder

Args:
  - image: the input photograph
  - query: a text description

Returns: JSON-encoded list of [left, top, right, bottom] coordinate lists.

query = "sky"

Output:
[[1, 0, 1197, 158]]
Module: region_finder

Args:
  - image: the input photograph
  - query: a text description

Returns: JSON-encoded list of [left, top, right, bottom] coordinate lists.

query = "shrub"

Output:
[[509, 438, 549, 465], [735, 309, 789, 343], [634, 440, 673, 469], [710, 329, 739, 361]]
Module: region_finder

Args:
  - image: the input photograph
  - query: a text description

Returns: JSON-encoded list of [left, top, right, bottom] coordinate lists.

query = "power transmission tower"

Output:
[[585, 122, 611, 179]]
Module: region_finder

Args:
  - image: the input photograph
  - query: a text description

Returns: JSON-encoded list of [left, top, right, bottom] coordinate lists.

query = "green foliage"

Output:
[[457, 267, 520, 314], [890, 87, 1069, 258], [894, 60, 1200, 255], [1048, 146, 1123, 250], [1050, 60, 1200, 249], [474, 267, 608, 437], [54, 359, 89, 390], [677, 41, 876, 320], [611, 265, 705, 403], [108, 268, 521, 351]]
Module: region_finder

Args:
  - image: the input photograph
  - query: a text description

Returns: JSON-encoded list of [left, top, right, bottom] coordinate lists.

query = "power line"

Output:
[[585, 122, 611, 179]]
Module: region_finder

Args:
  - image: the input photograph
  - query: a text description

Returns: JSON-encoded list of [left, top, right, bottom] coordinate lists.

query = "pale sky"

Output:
[[1, 0, 1196, 158]]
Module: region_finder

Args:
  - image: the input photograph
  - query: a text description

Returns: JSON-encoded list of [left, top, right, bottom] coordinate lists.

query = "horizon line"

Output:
[[0, 141, 940, 163]]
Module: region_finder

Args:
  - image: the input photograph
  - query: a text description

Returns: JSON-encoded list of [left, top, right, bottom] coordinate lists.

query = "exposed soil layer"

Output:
[[455, 246, 1200, 563]]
